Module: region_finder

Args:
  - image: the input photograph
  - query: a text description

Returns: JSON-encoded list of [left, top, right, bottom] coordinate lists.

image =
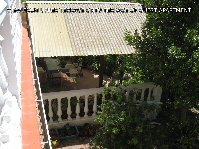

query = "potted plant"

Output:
[[51, 138, 60, 147], [50, 129, 60, 147], [82, 123, 90, 137], [88, 125, 95, 137], [59, 61, 67, 68]]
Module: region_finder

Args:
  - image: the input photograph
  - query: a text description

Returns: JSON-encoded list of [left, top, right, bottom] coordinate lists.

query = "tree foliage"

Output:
[[90, 84, 199, 149], [125, 0, 199, 109], [80, 1, 199, 148], [90, 86, 163, 149]]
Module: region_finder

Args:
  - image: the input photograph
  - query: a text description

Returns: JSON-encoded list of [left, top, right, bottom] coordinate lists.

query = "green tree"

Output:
[[90, 86, 163, 149], [125, 0, 199, 126]]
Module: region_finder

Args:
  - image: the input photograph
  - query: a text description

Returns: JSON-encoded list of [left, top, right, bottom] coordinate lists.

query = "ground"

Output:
[[46, 65, 111, 92], [55, 137, 93, 149]]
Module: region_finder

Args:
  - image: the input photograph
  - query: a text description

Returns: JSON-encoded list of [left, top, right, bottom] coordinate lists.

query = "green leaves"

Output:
[[124, 0, 199, 109], [122, 1, 199, 148], [91, 86, 161, 149], [112, 128, 120, 134]]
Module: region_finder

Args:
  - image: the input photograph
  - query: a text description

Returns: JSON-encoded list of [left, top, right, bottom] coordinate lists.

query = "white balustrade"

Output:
[[43, 83, 162, 126], [76, 96, 80, 119], [67, 96, 72, 121], [48, 99, 53, 123], [92, 94, 97, 116], [57, 98, 62, 122], [84, 94, 89, 118], [140, 88, 144, 100], [147, 88, 152, 101]]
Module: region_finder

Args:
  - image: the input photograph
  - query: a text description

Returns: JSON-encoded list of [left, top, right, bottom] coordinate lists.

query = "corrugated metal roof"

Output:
[[26, 1, 146, 57]]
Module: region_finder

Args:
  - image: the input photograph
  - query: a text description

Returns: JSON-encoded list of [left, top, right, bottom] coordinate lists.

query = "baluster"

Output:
[[147, 88, 152, 101], [102, 92, 106, 102], [84, 95, 88, 118], [153, 86, 158, 101], [156, 86, 162, 102], [92, 94, 97, 117], [126, 91, 129, 101], [99, 93, 105, 113], [67, 97, 72, 121], [48, 99, 53, 124], [134, 89, 137, 102], [76, 96, 80, 119], [140, 88, 145, 101], [57, 98, 62, 122]]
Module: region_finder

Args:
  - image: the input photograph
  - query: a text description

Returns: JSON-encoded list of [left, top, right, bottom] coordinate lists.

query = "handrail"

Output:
[[25, 8, 51, 148], [42, 83, 162, 126], [31, 44, 51, 149]]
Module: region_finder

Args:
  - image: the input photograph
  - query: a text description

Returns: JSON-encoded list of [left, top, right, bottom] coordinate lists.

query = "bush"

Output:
[[90, 85, 162, 149], [90, 85, 199, 149]]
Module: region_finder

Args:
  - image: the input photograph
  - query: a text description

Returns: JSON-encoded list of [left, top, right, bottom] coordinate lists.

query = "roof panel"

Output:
[[26, 1, 145, 57]]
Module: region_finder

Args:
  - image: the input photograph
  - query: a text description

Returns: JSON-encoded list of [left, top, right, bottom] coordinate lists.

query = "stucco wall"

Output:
[[0, 0, 22, 148]]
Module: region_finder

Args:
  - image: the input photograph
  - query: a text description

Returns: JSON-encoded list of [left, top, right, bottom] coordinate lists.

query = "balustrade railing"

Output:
[[31, 44, 51, 149], [42, 82, 162, 127], [0, 2, 22, 147]]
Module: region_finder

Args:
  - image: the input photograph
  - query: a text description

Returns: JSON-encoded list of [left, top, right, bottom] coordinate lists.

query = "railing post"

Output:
[[48, 99, 53, 124], [126, 91, 129, 101], [153, 85, 162, 102], [147, 88, 152, 101], [67, 97, 72, 121], [156, 86, 162, 102], [92, 94, 97, 116], [100, 93, 105, 113], [140, 88, 145, 101], [134, 89, 137, 102], [42, 82, 162, 122], [76, 96, 80, 119], [57, 98, 62, 122], [84, 94, 89, 118]]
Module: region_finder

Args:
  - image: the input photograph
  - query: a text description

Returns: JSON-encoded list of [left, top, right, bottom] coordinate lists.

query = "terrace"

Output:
[[23, 1, 163, 148], [29, 55, 161, 148], [34, 56, 163, 128]]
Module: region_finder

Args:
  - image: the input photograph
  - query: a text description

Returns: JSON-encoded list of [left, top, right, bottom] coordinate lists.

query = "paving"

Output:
[[49, 67, 111, 92]]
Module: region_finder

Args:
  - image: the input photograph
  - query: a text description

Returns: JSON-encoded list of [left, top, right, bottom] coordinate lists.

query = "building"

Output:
[[0, 0, 50, 148], [0, 1, 162, 148]]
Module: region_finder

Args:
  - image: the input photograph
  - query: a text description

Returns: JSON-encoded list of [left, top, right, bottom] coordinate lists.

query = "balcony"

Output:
[[42, 82, 162, 129]]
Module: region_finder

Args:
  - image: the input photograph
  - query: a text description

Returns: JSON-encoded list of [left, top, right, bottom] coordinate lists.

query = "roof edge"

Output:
[[25, 1, 142, 5]]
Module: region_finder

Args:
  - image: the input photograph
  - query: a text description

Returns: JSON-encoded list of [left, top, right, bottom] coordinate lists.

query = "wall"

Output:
[[0, 0, 22, 148]]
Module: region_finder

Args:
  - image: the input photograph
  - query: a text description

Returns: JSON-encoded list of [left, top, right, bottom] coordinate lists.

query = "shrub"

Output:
[[90, 85, 162, 149]]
